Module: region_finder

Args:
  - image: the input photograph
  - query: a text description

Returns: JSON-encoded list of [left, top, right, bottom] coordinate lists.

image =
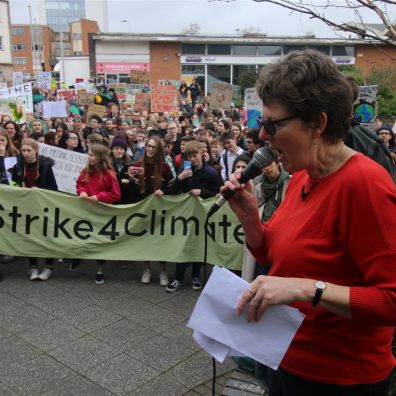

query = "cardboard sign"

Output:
[[57, 89, 78, 103], [245, 87, 263, 129], [0, 98, 26, 123], [150, 85, 178, 113], [0, 83, 33, 113], [130, 70, 150, 84], [78, 90, 95, 106], [86, 104, 106, 124], [108, 83, 127, 101], [210, 83, 233, 110], [12, 72, 24, 87], [134, 93, 150, 112], [42, 101, 68, 118], [37, 72, 52, 90]]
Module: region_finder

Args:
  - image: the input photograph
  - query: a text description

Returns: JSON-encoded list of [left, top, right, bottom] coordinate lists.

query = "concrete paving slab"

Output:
[[130, 282, 179, 304], [18, 319, 86, 352], [90, 318, 157, 352], [84, 353, 159, 396], [59, 305, 123, 333], [158, 289, 201, 317], [0, 335, 42, 373], [0, 355, 74, 396], [0, 327, 11, 341], [0, 292, 25, 313], [125, 334, 196, 371], [161, 323, 202, 352], [48, 334, 120, 372], [129, 373, 190, 396], [6, 281, 65, 300], [0, 382, 18, 396]]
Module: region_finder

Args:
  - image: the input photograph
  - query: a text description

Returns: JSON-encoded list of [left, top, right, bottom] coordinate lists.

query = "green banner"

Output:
[[0, 185, 244, 270]]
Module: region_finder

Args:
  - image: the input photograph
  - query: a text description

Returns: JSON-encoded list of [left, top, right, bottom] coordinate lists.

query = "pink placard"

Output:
[[96, 62, 150, 73]]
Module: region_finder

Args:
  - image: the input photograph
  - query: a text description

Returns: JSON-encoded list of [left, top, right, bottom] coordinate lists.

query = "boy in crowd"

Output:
[[166, 140, 223, 292], [219, 131, 245, 181], [245, 129, 264, 158]]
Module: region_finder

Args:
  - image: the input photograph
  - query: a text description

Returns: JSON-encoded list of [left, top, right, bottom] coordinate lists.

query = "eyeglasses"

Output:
[[256, 115, 299, 135], [146, 144, 157, 150]]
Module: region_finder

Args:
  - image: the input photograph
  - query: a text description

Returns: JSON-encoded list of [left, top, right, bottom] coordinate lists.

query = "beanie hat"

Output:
[[110, 134, 128, 150]]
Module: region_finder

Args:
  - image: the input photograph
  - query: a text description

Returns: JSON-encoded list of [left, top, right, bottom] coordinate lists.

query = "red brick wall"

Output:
[[355, 44, 396, 76], [11, 26, 32, 74], [149, 42, 181, 84], [81, 19, 99, 55]]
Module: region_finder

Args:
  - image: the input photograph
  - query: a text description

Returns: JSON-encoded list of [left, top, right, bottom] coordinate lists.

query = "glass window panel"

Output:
[[207, 65, 231, 91], [181, 44, 205, 54], [307, 45, 330, 55], [181, 65, 205, 75], [207, 44, 231, 55], [332, 46, 354, 56], [257, 45, 282, 56], [283, 45, 305, 54], [233, 45, 257, 56]]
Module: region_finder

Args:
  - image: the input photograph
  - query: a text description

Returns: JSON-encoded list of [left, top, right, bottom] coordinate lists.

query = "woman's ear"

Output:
[[311, 112, 327, 139]]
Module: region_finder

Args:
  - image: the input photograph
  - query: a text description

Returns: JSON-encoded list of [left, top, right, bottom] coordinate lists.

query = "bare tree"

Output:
[[181, 23, 202, 35], [208, 0, 396, 46]]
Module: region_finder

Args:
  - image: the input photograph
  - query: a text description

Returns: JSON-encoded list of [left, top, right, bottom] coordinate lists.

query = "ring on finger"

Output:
[[252, 296, 262, 305], [248, 286, 255, 296]]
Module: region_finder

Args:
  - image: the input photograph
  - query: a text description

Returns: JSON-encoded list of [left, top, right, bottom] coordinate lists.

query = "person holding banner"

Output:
[[224, 50, 396, 396], [11, 138, 58, 281], [71, 144, 121, 284], [58, 131, 84, 153], [127, 136, 173, 286]]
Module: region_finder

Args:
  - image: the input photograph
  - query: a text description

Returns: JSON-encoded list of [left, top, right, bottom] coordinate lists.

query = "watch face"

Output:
[[315, 281, 326, 290]]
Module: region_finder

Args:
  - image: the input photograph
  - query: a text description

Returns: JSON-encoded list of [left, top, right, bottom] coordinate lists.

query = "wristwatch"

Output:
[[312, 280, 327, 307]]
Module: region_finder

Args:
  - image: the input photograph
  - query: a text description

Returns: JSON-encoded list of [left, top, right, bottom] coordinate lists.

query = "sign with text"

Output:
[[0, 98, 26, 123], [42, 101, 68, 118], [150, 85, 178, 113], [85, 104, 106, 124], [134, 93, 150, 112], [0, 185, 243, 270], [130, 70, 150, 84], [37, 72, 52, 90], [0, 83, 33, 113], [78, 90, 95, 106], [210, 83, 233, 110], [12, 72, 24, 87], [57, 89, 78, 103], [38, 143, 87, 195], [245, 87, 263, 128]]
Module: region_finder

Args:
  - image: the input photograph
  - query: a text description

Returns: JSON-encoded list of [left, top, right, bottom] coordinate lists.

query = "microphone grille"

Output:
[[252, 147, 275, 168]]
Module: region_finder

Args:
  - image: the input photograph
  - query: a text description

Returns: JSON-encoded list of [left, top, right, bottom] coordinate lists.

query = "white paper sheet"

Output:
[[4, 157, 17, 184], [187, 266, 305, 369], [42, 100, 68, 118]]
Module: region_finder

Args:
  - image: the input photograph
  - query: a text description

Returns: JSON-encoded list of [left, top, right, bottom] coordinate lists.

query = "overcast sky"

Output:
[[10, 0, 396, 38]]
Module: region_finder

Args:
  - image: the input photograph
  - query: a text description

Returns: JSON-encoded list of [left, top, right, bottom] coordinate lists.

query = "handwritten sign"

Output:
[[150, 85, 178, 113], [0, 98, 26, 123], [78, 90, 95, 106], [86, 104, 106, 124], [245, 88, 263, 128], [108, 83, 127, 101], [37, 72, 52, 90], [134, 93, 150, 112], [38, 143, 87, 195], [0, 83, 33, 113], [130, 70, 150, 84], [12, 72, 24, 87], [210, 83, 233, 110], [57, 89, 78, 103]]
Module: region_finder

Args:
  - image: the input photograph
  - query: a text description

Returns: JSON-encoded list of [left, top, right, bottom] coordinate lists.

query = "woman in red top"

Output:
[[224, 50, 396, 396], [73, 144, 121, 284]]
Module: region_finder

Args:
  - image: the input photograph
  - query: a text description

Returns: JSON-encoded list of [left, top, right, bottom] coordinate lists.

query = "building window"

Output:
[[181, 44, 205, 55], [233, 45, 257, 56], [207, 65, 231, 89], [181, 65, 205, 75], [283, 45, 305, 54], [233, 65, 257, 87], [12, 44, 25, 51], [73, 51, 82, 56], [73, 33, 82, 40], [119, 74, 131, 84], [332, 46, 354, 57], [32, 44, 44, 51], [12, 28, 25, 36], [306, 45, 330, 55], [257, 45, 282, 56], [207, 44, 231, 55], [14, 58, 27, 65], [0, 36, 3, 50]]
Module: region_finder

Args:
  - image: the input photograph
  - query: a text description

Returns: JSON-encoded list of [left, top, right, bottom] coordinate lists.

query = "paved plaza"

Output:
[[0, 259, 236, 396]]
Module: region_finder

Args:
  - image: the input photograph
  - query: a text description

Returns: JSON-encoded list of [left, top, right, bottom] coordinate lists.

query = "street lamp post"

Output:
[[121, 20, 131, 33]]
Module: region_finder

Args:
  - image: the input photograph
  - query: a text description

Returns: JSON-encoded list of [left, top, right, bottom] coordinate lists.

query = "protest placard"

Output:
[[210, 83, 233, 110], [78, 90, 95, 106], [38, 143, 87, 195], [150, 85, 178, 113], [57, 89, 78, 103], [42, 101, 68, 118], [12, 72, 24, 86], [37, 72, 52, 90], [0, 98, 26, 123], [134, 93, 150, 112], [130, 70, 150, 84], [0, 83, 33, 113], [245, 87, 263, 128], [4, 157, 17, 184], [75, 82, 97, 93], [86, 104, 106, 124], [0, 83, 7, 90], [108, 83, 127, 101]]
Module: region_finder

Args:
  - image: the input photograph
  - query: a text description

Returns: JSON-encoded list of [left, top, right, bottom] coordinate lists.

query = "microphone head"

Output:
[[251, 147, 275, 169]]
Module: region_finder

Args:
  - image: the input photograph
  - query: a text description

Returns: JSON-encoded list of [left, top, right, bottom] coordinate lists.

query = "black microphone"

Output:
[[207, 147, 275, 218]]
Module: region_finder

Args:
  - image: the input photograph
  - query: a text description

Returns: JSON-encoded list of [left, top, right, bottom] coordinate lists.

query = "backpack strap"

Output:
[[223, 151, 229, 180]]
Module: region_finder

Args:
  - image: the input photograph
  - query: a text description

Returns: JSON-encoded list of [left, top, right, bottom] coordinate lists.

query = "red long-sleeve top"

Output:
[[76, 169, 121, 204], [248, 153, 396, 385]]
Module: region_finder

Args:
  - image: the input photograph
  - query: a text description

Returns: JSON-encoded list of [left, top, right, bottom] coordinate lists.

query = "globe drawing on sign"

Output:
[[354, 103, 375, 123]]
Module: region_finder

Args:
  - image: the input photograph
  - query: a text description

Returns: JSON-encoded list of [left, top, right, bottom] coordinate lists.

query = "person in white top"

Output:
[[219, 131, 245, 181]]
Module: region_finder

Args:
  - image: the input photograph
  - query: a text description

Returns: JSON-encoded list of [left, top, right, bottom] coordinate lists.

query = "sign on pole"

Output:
[[37, 72, 52, 90], [150, 85, 178, 113], [12, 72, 24, 86], [134, 93, 150, 112], [78, 90, 95, 106], [130, 70, 150, 84], [245, 88, 263, 129], [210, 83, 233, 110]]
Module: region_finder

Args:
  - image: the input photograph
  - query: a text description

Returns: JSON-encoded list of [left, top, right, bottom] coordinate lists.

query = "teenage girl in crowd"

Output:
[[71, 144, 121, 284], [127, 136, 173, 286], [4, 121, 24, 150], [0, 128, 19, 185], [11, 138, 58, 281], [58, 131, 84, 152]]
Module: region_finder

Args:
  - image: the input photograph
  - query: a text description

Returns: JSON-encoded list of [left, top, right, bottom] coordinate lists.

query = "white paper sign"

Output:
[[38, 143, 87, 195], [4, 157, 17, 184], [12, 72, 24, 86], [37, 72, 52, 90], [0, 83, 33, 113], [246, 87, 263, 129], [42, 100, 68, 118]]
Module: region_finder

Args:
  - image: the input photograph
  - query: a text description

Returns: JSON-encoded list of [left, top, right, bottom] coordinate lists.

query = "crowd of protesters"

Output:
[[0, 78, 395, 288]]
